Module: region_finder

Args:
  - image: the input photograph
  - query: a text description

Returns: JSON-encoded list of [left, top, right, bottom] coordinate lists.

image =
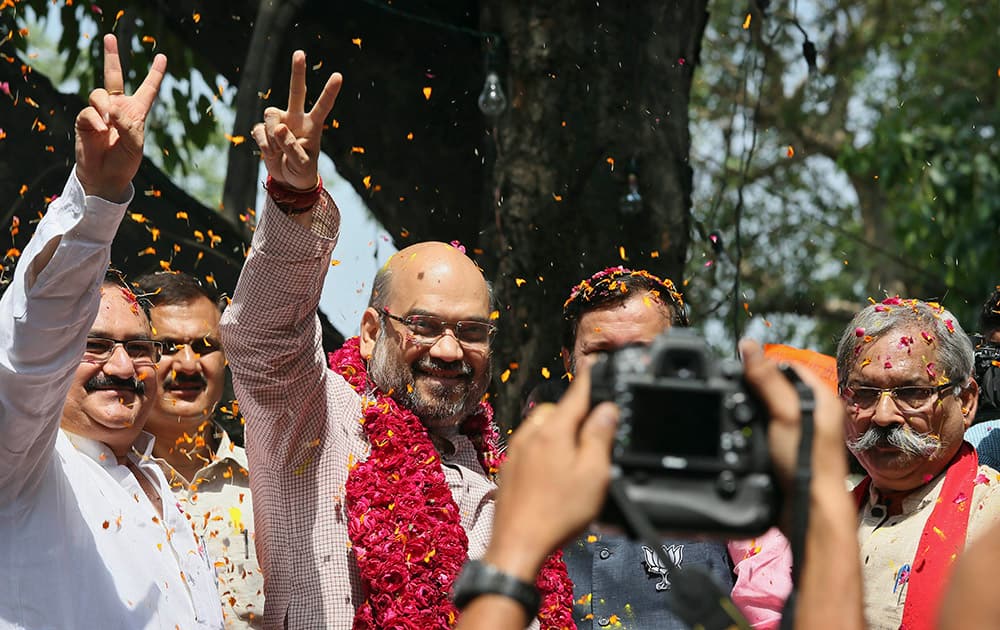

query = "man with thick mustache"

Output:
[[135, 270, 263, 628], [220, 53, 569, 629], [0, 35, 223, 628], [837, 297, 1000, 630]]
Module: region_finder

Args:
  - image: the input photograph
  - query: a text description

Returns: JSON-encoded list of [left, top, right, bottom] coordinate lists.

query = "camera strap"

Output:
[[778, 366, 816, 630], [607, 477, 753, 630]]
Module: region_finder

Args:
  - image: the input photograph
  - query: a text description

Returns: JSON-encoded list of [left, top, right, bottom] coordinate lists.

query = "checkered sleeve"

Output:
[[219, 192, 351, 629]]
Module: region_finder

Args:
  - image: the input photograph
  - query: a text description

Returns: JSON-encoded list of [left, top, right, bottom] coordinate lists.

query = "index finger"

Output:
[[550, 360, 595, 435], [102, 34, 124, 94], [287, 50, 307, 113], [132, 53, 168, 113]]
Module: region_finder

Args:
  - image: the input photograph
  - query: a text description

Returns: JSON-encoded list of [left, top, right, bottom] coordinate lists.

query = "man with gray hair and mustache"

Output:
[[837, 297, 1000, 630]]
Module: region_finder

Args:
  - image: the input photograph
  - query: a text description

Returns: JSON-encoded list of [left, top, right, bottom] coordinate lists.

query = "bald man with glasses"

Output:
[[218, 52, 574, 629]]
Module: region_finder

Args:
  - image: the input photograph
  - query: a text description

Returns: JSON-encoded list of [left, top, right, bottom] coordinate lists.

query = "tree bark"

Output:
[[221, 0, 305, 231], [481, 1, 709, 426]]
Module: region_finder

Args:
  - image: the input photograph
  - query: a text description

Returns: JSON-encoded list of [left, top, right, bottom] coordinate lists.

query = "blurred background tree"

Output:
[[687, 0, 1000, 353]]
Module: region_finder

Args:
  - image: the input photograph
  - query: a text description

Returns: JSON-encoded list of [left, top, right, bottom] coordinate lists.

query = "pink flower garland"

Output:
[[329, 338, 574, 629]]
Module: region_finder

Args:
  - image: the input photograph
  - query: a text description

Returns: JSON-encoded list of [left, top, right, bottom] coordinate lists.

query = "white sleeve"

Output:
[[0, 169, 132, 504]]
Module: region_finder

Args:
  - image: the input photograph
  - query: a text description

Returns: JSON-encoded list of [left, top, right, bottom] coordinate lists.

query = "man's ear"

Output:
[[561, 347, 572, 374], [360, 307, 380, 358], [961, 378, 979, 429]]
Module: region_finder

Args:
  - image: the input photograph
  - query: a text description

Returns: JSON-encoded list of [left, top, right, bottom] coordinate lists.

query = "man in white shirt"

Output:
[[0, 35, 223, 629], [134, 270, 263, 628]]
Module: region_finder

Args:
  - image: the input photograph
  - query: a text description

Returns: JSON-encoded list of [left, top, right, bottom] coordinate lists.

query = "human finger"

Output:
[[102, 34, 125, 95], [274, 124, 310, 167], [262, 107, 284, 139], [88, 89, 112, 125], [132, 53, 168, 113], [308, 72, 343, 124], [548, 360, 596, 437], [577, 402, 618, 467], [251, 122, 272, 153], [740, 338, 801, 425], [287, 50, 307, 114], [75, 106, 108, 134]]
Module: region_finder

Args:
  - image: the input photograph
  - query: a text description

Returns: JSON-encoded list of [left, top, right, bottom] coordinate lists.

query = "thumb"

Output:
[[577, 402, 618, 467], [740, 337, 799, 423]]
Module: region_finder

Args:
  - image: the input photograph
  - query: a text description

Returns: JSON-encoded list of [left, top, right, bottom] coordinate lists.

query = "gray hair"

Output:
[[836, 299, 974, 389]]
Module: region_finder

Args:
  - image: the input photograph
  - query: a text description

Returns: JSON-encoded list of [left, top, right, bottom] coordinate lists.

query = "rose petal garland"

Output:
[[329, 338, 574, 629]]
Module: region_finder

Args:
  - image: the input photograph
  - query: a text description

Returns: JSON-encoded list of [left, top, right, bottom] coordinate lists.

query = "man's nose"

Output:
[[428, 330, 465, 362], [173, 344, 202, 372], [102, 344, 137, 377], [870, 390, 905, 426]]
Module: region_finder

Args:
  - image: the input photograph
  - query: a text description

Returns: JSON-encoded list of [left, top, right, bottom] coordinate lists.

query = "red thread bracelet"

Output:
[[265, 175, 323, 215]]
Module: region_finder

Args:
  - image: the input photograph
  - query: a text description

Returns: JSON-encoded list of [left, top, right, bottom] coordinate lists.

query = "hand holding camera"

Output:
[[456, 331, 863, 630]]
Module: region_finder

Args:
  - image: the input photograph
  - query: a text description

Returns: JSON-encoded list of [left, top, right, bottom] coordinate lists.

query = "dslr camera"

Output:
[[970, 333, 1000, 383], [590, 330, 778, 537]]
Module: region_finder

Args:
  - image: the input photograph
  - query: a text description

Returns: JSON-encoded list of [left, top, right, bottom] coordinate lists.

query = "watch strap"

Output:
[[452, 559, 540, 619]]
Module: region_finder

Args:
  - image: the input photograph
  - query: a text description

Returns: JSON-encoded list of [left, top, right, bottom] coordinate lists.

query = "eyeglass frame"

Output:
[[158, 337, 222, 357], [379, 308, 497, 349], [82, 336, 163, 366], [839, 381, 963, 414]]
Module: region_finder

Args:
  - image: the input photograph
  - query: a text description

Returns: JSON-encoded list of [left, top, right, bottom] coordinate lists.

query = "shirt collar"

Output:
[[64, 429, 156, 469], [869, 467, 947, 515], [212, 431, 249, 468], [152, 429, 248, 482]]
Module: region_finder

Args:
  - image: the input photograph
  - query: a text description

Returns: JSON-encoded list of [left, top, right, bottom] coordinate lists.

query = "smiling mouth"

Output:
[[168, 383, 204, 391]]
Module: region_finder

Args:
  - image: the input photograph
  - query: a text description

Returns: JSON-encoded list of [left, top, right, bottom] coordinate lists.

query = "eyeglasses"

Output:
[[380, 308, 496, 349], [83, 336, 163, 366], [160, 338, 221, 356], [840, 382, 961, 413]]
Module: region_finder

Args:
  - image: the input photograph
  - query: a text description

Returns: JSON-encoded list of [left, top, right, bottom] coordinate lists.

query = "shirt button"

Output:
[[598, 548, 611, 559], [598, 617, 610, 626], [871, 506, 885, 519]]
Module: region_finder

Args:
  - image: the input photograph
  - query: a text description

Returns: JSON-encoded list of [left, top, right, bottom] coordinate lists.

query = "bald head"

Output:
[[369, 241, 492, 312]]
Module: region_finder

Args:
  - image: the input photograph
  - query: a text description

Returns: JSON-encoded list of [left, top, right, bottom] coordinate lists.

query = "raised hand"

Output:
[[486, 365, 618, 582], [252, 50, 343, 191], [75, 34, 166, 202]]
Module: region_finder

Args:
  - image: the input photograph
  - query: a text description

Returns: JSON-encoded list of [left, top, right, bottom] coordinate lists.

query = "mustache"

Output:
[[847, 424, 940, 459], [84, 374, 146, 396], [415, 356, 473, 377], [163, 371, 208, 389]]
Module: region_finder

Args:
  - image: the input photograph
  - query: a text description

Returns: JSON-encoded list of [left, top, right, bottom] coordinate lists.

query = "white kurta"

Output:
[[0, 172, 223, 629]]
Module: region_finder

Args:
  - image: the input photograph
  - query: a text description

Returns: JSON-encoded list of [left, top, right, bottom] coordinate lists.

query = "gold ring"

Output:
[[108, 89, 124, 96]]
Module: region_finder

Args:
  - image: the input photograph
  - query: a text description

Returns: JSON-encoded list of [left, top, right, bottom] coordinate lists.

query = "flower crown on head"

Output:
[[563, 265, 687, 325]]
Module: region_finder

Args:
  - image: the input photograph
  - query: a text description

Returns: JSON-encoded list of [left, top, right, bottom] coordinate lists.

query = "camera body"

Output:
[[971, 334, 1000, 421], [590, 330, 778, 537], [971, 334, 1000, 382]]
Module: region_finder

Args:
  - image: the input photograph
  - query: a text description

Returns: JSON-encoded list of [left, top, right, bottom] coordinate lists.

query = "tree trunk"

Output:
[[221, 0, 305, 232], [481, 1, 709, 427]]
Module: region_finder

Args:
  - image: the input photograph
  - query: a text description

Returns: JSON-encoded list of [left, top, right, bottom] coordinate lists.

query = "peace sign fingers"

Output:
[[75, 34, 167, 201], [307, 71, 343, 128]]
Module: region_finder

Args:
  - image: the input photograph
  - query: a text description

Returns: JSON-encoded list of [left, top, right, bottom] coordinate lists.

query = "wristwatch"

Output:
[[452, 559, 540, 618]]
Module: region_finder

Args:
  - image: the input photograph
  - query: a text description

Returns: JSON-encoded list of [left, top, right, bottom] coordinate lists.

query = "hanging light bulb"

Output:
[[478, 71, 507, 117], [619, 172, 643, 215]]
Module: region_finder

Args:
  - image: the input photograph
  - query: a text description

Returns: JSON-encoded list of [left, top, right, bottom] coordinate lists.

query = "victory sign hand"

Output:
[[252, 50, 343, 191], [75, 34, 166, 202]]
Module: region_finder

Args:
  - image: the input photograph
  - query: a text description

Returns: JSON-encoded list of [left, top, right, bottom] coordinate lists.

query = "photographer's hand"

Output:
[[740, 339, 864, 630], [456, 366, 618, 630]]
